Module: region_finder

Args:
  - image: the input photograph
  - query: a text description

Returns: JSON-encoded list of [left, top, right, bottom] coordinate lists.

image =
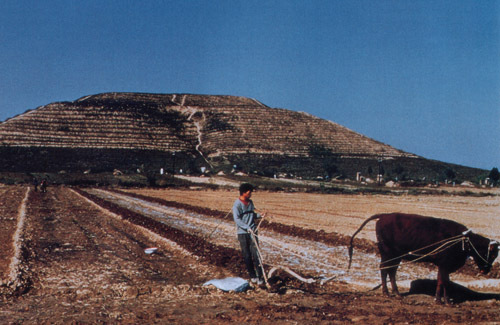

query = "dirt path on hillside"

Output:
[[0, 186, 499, 323]]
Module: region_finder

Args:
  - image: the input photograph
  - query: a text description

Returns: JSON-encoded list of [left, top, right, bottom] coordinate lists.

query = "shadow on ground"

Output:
[[404, 279, 500, 303]]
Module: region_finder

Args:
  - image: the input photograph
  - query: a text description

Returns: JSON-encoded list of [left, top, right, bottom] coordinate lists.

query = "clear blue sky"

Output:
[[1, 1, 498, 170]]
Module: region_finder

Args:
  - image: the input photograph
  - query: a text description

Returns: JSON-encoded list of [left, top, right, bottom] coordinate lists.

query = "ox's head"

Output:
[[467, 232, 499, 274], [484, 240, 500, 273]]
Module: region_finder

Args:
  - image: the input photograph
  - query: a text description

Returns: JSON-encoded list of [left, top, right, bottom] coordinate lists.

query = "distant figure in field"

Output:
[[40, 179, 48, 193], [32, 178, 38, 192]]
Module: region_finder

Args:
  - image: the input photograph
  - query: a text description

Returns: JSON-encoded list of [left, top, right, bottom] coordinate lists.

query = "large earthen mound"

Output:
[[0, 93, 484, 180]]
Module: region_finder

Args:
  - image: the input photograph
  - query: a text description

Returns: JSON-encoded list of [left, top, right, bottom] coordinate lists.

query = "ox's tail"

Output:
[[348, 214, 383, 270]]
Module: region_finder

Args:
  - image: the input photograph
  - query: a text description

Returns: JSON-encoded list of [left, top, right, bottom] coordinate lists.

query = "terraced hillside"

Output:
[[0, 93, 484, 180]]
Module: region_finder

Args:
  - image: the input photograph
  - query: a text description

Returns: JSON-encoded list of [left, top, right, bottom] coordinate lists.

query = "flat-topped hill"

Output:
[[0, 93, 484, 181]]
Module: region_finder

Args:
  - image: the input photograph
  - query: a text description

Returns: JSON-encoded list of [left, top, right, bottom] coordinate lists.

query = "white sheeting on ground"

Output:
[[203, 277, 250, 292]]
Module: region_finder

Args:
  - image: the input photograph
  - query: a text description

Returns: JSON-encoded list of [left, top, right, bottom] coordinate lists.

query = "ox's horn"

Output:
[[462, 229, 472, 236], [489, 240, 499, 252]]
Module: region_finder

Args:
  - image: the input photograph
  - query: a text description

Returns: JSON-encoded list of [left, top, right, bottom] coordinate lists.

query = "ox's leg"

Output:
[[380, 256, 390, 296], [435, 268, 451, 304], [380, 258, 400, 296], [380, 267, 389, 296], [388, 264, 401, 296]]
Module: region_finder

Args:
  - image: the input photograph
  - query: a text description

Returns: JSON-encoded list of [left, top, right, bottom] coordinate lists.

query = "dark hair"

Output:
[[239, 183, 254, 195]]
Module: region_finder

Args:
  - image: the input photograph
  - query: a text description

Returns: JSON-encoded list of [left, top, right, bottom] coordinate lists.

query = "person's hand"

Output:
[[248, 228, 255, 236]]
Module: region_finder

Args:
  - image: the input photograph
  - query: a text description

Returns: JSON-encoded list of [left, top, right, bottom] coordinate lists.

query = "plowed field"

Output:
[[0, 185, 499, 324]]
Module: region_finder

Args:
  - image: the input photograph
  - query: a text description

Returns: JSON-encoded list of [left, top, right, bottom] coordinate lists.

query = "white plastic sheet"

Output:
[[144, 247, 158, 254], [203, 277, 250, 292]]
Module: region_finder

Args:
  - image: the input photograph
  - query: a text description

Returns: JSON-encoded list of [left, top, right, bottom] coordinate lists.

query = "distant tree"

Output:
[[325, 164, 338, 179], [376, 158, 385, 177], [445, 168, 456, 181], [489, 167, 500, 185], [309, 144, 333, 158], [144, 167, 157, 187], [394, 165, 405, 176]]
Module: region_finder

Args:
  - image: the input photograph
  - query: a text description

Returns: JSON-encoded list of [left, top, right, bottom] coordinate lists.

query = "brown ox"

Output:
[[348, 213, 499, 304]]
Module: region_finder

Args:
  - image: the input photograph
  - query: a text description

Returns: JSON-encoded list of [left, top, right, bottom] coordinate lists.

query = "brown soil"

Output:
[[0, 185, 499, 324]]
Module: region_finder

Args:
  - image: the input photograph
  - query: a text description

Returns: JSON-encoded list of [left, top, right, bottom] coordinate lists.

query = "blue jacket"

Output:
[[233, 199, 261, 235]]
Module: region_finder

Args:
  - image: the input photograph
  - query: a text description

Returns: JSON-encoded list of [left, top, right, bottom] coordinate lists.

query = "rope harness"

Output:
[[231, 208, 497, 288], [204, 208, 232, 240], [378, 234, 465, 270], [249, 223, 496, 287], [365, 230, 496, 271]]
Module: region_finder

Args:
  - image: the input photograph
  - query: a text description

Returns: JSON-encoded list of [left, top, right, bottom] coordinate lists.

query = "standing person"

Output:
[[40, 179, 48, 193], [32, 178, 38, 192], [233, 183, 265, 285]]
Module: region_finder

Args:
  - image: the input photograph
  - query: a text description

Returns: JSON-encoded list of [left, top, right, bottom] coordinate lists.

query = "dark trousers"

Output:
[[238, 233, 262, 279]]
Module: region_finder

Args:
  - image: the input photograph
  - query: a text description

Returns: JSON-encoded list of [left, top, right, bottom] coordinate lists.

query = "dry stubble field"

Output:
[[0, 184, 499, 323], [127, 187, 500, 242]]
